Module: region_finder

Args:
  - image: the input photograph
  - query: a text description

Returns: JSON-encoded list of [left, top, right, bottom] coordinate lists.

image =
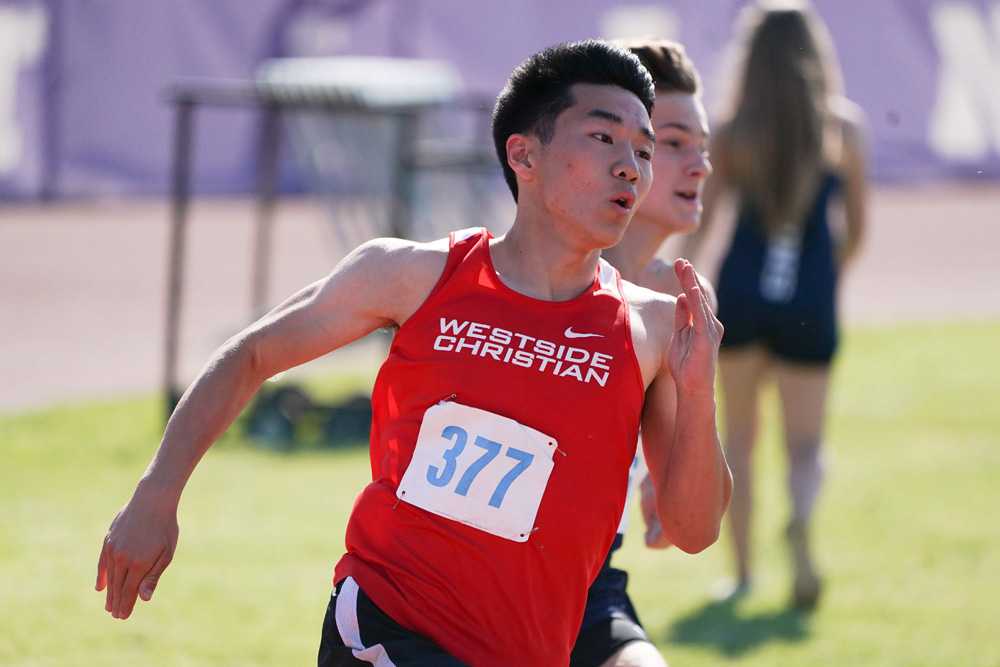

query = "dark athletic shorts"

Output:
[[318, 577, 467, 667], [717, 291, 838, 364], [570, 536, 651, 667]]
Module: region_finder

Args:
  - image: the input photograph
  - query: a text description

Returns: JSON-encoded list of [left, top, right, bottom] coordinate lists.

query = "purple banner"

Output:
[[1, 0, 999, 199]]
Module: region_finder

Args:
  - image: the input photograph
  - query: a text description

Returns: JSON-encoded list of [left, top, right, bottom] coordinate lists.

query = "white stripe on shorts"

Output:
[[334, 576, 398, 667]]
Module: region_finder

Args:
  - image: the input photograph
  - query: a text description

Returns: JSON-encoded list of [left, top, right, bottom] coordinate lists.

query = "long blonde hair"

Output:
[[724, 2, 844, 235]]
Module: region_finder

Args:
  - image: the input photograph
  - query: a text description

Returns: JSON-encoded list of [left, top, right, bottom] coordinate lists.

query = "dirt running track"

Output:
[[1, 184, 998, 413]]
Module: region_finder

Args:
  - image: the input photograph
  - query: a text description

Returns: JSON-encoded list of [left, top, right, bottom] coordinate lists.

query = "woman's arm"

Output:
[[838, 114, 869, 271]]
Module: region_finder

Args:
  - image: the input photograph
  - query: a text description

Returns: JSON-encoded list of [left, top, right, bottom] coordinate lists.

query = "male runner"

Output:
[[96, 40, 731, 666], [571, 40, 716, 667]]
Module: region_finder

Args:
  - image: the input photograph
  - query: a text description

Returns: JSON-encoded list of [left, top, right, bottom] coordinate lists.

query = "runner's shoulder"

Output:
[[344, 236, 450, 325], [351, 235, 449, 288], [638, 258, 683, 297], [620, 276, 677, 337], [639, 259, 717, 312]]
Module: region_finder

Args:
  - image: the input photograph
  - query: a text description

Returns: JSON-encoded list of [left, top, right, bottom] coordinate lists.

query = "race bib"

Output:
[[397, 400, 557, 542]]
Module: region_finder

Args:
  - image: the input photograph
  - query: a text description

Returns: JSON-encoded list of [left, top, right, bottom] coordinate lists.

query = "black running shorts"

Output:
[[318, 577, 467, 667], [571, 537, 652, 667]]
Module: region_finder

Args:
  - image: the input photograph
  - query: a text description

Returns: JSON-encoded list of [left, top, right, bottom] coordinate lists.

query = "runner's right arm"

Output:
[[96, 237, 447, 621]]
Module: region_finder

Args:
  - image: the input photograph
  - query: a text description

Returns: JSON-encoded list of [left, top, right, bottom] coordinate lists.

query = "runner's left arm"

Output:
[[635, 261, 718, 548], [640, 259, 731, 554]]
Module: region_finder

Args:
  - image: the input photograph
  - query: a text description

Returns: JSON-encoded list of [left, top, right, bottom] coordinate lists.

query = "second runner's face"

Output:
[[639, 92, 711, 234], [534, 83, 655, 248]]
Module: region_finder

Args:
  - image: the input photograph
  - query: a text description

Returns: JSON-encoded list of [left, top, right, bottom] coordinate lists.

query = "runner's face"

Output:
[[534, 83, 654, 248], [638, 92, 711, 234]]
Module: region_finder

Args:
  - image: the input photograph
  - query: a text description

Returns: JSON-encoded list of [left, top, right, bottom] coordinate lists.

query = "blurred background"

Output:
[[1, 1, 998, 665], [2, 0, 998, 411]]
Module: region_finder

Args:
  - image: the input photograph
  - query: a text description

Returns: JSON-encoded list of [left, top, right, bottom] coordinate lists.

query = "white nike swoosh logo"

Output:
[[564, 327, 604, 339]]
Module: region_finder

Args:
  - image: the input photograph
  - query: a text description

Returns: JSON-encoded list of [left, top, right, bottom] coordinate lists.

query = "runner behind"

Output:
[[572, 39, 716, 667]]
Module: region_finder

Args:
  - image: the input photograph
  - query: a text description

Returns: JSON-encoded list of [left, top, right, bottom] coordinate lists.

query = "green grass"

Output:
[[2, 322, 998, 666]]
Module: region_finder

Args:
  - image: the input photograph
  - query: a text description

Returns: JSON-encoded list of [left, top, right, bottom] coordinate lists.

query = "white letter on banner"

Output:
[[599, 6, 678, 42], [929, 2, 1000, 160], [0, 5, 47, 175]]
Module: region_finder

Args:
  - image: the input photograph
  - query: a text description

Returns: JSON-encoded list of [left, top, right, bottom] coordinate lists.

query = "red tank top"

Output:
[[334, 228, 645, 666]]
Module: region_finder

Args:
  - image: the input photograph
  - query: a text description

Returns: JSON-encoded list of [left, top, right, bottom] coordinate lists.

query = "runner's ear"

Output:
[[506, 134, 535, 175]]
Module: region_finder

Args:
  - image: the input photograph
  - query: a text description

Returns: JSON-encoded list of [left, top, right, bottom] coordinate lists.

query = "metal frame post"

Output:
[[163, 99, 195, 418]]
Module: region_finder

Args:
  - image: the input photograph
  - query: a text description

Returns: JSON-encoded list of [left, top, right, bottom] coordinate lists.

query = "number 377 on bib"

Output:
[[397, 401, 557, 542]]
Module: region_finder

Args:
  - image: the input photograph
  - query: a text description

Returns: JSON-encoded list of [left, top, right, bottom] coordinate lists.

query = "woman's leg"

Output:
[[719, 345, 770, 588], [773, 361, 832, 608]]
